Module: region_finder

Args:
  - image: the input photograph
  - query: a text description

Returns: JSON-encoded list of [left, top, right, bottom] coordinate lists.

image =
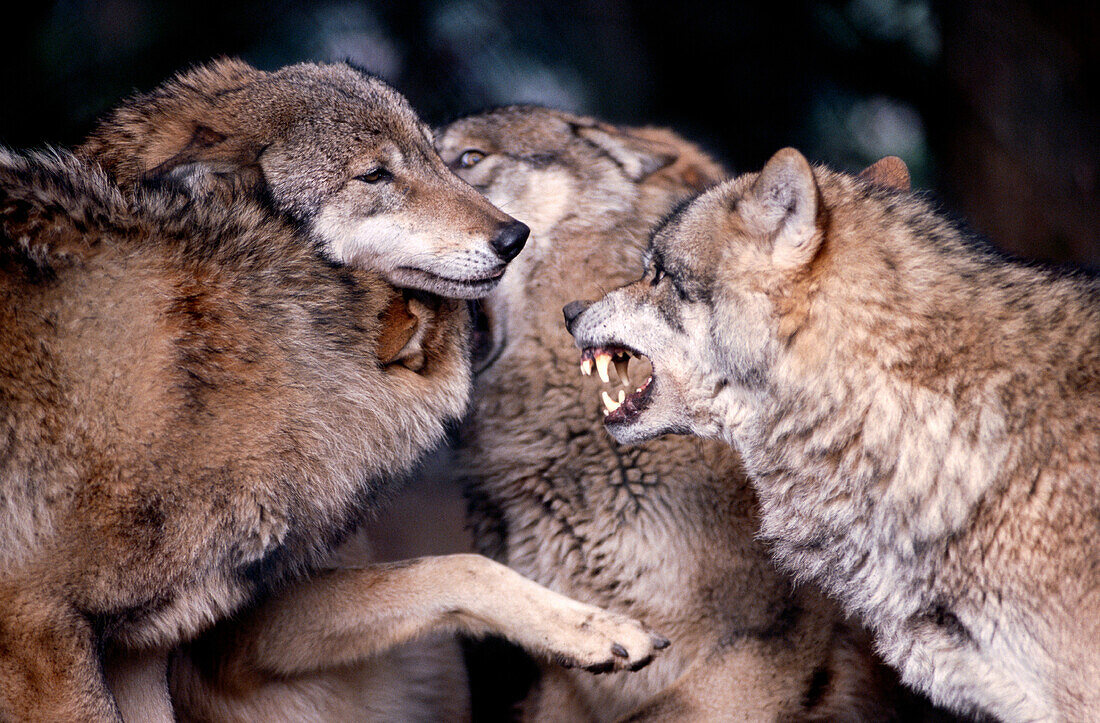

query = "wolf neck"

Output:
[[723, 215, 1100, 617]]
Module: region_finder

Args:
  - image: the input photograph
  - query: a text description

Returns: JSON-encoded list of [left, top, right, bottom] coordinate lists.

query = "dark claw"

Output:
[[652, 634, 671, 650], [611, 642, 629, 658]]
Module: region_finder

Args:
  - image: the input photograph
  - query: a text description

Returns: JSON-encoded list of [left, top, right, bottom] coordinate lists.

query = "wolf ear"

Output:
[[573, 125, 677, 181], [743, 147, 821, 270], [377, 294, 422, 367], [858, 156, 910, 191], [143, 124, 255, 175], [143, 124, 266, 195]]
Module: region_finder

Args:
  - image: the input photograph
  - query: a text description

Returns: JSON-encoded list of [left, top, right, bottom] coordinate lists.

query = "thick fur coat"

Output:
[[568, 148, 1100, 721]]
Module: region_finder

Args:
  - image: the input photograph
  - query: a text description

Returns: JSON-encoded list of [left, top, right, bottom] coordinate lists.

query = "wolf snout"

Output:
[[491, 220, 530, 262], [562, 300, 592, 333]]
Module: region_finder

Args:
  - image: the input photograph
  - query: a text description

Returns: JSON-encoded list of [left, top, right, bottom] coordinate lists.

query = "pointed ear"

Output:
[[377, 294, 421, 366], [858, 156, 910, 191], [377, 294, 434, 372], [624, 126, 727, 191], [743, 148, 821, 270], [573, 124, 677, 181]]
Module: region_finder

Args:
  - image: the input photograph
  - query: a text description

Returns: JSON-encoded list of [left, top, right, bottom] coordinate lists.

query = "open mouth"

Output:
[[579, 345, 654, 426]]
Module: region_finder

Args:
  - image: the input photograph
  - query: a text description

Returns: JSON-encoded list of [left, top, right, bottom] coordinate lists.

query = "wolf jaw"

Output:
[[394, 265, 506, 297], [311, 207, 526, 300], [578, 345, 654, 425]]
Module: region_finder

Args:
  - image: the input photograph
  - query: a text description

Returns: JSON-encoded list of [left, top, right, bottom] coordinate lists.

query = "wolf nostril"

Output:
[[491, 221, 530, 262], [562, 300, 592, 331]]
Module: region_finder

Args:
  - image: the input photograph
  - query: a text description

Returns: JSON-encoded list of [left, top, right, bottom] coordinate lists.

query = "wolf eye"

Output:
[[459, 150, 486, 168], [651, 267, 666, 286], [356, 168, 391, 184]]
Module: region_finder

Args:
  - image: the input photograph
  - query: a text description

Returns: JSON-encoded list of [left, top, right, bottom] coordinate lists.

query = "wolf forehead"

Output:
[[438, 105, 673, 169], [438, 105, 579, 150], [82, 59, 435, 185], [642, 187, 743, 283]]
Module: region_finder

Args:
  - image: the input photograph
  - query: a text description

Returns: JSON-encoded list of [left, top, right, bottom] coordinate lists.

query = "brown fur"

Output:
[[1, 143, 666, 721], [438, 108, 922, 721], [71, 65, 663, 720], [0, 148, 471, 719], [568, 147, 1099, 721]]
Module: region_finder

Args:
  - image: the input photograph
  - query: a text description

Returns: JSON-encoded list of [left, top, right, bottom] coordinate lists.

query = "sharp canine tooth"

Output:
[[596, 354, 611, 383], [580, 359, 592, 376], [614, 357, 630, 385], [617, 390, 625, 403], [601, 390, 621, 413]]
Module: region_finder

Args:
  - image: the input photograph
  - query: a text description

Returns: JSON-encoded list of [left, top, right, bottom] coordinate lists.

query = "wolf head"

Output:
[[436, 106, 692, 239], [437, 106, 724, 370], [81, 59, 527, 299], [565, 149, 911, 445]]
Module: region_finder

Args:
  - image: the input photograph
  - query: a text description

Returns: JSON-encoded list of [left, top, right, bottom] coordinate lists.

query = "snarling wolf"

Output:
[[566, 147, 1100, 721], [80, 58, 530, 299], [438, 107, 918, 721], [0, 72, 666, 716]]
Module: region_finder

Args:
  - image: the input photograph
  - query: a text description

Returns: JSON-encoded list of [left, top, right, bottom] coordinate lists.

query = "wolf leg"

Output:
[[194, 554, 666, 687], [617, 647, 793, 723], [620, 629, 895, 723], [0, 584, 118, 722], [102, 645, 172, 723]]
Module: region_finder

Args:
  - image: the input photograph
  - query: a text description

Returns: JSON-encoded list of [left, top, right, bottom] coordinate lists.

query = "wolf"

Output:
[[565, 147, 1100, 721], [0, 134, 662, 722], [80, 58, 530, 299], [65, 61, 668, 721], [437, 107, 925, 721]]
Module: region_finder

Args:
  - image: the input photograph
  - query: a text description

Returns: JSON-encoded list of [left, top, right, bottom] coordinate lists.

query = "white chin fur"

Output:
[[605, 417, 658, 446], [312, 210, 506, 297]]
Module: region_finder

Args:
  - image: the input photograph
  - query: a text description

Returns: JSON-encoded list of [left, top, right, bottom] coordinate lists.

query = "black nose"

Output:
[[562, 300, 592, 332], [491, 221, 530, 262]]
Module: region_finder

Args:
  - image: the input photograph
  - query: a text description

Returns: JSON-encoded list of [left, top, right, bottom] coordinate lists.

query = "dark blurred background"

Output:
[[3, 0, 1097, 266]]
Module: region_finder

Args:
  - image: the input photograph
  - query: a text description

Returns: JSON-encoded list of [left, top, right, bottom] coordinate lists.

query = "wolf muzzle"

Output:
[[562, 300, 592, 334]]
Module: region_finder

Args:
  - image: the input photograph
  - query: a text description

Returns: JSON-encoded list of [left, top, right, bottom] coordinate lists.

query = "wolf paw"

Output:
[[461, 554, 669, 674], [540, 604, 669, 674]]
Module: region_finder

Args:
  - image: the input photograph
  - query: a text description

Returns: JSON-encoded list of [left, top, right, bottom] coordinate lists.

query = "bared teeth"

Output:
[[614, 357, 630, 386], [601, 390, 621, 413], [580, 359, 593, 376], [617, 390, 625, 404], [595, 353, 612, 383]]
